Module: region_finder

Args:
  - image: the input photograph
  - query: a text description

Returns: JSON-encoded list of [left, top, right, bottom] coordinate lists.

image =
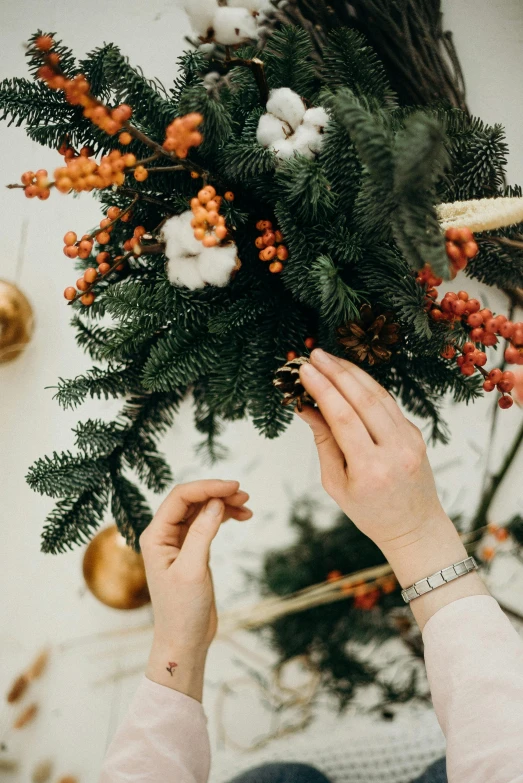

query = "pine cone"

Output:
[[338, 304, 400, 365], [273, 356, 315, 411]]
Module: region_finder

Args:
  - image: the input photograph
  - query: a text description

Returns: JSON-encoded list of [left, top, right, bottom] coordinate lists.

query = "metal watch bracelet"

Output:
[[401, 556, 478, 604]]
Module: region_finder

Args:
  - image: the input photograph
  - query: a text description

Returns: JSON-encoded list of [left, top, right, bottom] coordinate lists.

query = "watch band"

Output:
[[401, 556, 478, 604]]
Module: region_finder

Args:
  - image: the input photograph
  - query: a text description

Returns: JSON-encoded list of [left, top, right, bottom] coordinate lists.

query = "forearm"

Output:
[[146, 640, 208, 702], [380, 510, 489, 631]]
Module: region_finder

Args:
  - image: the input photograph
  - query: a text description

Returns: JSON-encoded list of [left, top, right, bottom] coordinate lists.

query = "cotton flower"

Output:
[[266, 87, 305, 131], [163, 211, 239, 290], [256, 88, 329, 161], [184, 0, 217, 37]]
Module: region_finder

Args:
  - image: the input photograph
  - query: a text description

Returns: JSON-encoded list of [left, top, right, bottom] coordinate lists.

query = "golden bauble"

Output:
[[0, 279, 34, 363], [82, 526, 150, 610]]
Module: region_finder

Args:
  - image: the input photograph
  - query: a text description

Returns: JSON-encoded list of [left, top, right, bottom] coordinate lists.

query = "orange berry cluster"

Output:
[[479, 523, 511, 563], [20, 169, 51, 200], [190, 185, 228, 247], [123, 225, 146, 255], [416, 263, 443, 310], [445, 226, 479, 275], [62, 205, 131, 305], [254, 220, 288, 274], [286, 337, 316, 362], [53, 149, 137, 193], [35, 38, 133, 138], [163, 113, 203, 158], [326, 570, 398, 610]]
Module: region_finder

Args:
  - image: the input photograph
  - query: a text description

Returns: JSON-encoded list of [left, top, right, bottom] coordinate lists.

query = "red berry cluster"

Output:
[[190, 186, 228, 246], [20, 169, 51, 200], [254, 220, 289, 274], [416, 263, 443, 310], [163, 113, 203, 158], [445, 226, 479, 275], [429, 290, 520, 408], [35, 38, 133, 137], [286, 337, 316, 362], [326, 570, 398, 610]]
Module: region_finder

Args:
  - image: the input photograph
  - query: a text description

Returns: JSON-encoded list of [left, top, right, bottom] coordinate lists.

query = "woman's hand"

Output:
[[140, 479, 252, 700], [297, 349, 445, 550], [297, 349, 487, 628]]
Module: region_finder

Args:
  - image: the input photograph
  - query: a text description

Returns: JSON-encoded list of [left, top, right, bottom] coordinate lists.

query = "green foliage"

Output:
[[4, 25, 522, 552], [257, 500, 428, 711]]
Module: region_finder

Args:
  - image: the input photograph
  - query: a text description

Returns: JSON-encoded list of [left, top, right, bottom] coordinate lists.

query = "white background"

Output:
[[1, 1, 523, 780]]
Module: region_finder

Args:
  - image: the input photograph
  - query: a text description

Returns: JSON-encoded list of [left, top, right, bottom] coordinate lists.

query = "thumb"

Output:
[[175, 498, 224, 579], [296, 406, 346, 482]]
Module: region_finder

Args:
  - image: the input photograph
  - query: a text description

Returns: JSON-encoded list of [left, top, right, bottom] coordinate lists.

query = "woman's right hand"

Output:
[[296, 348, 448, 552]]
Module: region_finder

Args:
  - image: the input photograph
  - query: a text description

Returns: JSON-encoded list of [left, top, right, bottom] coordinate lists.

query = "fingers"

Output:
[[324, 352, 405, 427], [175, 498, 225, 579], [151, 479, 240, 532], [299, 362, 374, 457], [309, 349, 398, 442], [296, 406, 347, 491]]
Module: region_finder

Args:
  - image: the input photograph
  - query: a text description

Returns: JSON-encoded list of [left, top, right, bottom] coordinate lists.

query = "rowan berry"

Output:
[[304, 337, 315, 349], [224, 191, 234, 201], [133, 166, 148, 182], [467, 312, 483, 328], [256, 220, 272, 231], [119, 131, 132, 145], [263, 231, 276, 246], [474, 350, 487, 366], [276, 245, 289, 261], [255, 236, 265, 249], [84, 267, 98, 284], [190, 171, 199, 179], [498, 395, 514, 409], [63, 286, 77, 301], [286, 350, 298, 361], [497, 371, 515, 393], [488, 368, 503, 384], [483, 379, 496, 392], [269, 261, 283, 274], [202, 235, 217, 248], [470, 327, 484, 341], [259, 246, 277, 261], [98, 262, 111, 275], [482, 333, 498, 347], [63, 231, 77, 246], [35, 35, 54, 51], [96, 231, 110, 244], [441, 345, 456, 359], [463, 342, 476, 354], [76, 278, 88, 291], [505, 345, 521, 364], [466, 298, 481, 313], [81, 292, 95, 306], [215, 225, 227, 240], [64, 245, 78, 259]]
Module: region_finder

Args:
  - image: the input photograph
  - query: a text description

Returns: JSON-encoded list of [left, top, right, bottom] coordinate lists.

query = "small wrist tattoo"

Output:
[[166, 661, 178, 676]]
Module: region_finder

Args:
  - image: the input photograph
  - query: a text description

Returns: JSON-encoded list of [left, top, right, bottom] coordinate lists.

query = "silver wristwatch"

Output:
[[401, 556, 478, 604]]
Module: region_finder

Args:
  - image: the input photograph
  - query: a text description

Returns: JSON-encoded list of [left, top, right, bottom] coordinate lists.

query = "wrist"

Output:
[[146, 639, 208, 702], [379, 512, 489, 631]]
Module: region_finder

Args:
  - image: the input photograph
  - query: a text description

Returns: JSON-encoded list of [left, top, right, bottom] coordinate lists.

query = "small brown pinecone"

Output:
[[273, 356, 315, 411], [337, 304, 400, 365]]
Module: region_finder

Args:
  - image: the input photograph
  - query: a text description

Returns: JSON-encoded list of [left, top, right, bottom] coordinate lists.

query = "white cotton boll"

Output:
[[212, 6, 258, 44], [227, 0, 264, 10], [184, 0, 218, 36], [197, 244, 238, 286], [166, 258, 206, 290], [266, 88, 305, 131], [256, 112, 287, 147], [162, 211, 201, 260], [270, 137, 296, 160], [292, 124, 324, 158], [302, 106, 330, 131]]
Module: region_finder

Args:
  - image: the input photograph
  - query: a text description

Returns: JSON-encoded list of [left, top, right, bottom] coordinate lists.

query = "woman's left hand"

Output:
[[140, 479, 252, 699]]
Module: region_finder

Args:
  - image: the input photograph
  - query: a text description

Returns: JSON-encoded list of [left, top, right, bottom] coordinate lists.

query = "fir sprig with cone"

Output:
[[2, 26, 523, 552]]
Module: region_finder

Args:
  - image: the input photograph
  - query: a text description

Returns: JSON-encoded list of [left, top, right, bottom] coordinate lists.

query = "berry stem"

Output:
[[470, 417, 523, 532], [122, 122, 210, 179]]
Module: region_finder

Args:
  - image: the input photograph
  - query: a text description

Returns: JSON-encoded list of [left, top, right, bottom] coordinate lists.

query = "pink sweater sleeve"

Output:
[[99, 677, 210, 783], [423, 595, 523, 783]]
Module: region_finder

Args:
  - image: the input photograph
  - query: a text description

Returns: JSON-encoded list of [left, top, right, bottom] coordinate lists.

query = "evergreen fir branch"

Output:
[[78, 44, 119, 101], [392, 112, 450, 276], [0, 77, 73, 128], [170, 51, 207, 105], [123, 435, 173, 493], [41, 483, 111, 554], [52, 364, 142, 409], [141, 330, 223, 392], [263, 26, 319, 100], [275, 156, 336, 223], [207, 297, 268, 334], [26, 452, 109, 499], [193, 391, 228, 464], [110, 472, 153, 548], [119, 391, 185, 440], [391, 364, 449, 444], [468, 239, 523, 289], [321, 29, 395, 105], [321, 119, 362, 211], [206, 337, 249, 420], [177, 85, 233, 156], [217, 140, 276, 181], [74, 419, 124, 454], [330, 88, 394, 188], [97, 45, 175, 136], [309, 254, 362, 327], [71, 315, 113, 361], [97, 321, 161, 361]]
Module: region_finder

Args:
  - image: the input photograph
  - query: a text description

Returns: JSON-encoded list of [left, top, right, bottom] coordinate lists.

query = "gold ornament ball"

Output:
[[0, 279, 34, 363], [82, 526, 150, 610]]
